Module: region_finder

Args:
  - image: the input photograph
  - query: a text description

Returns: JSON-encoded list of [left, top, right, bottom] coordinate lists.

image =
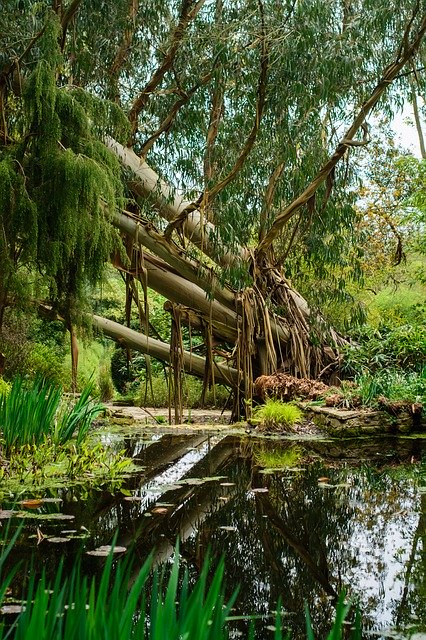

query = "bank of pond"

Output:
[[0, 418, 424, 639]]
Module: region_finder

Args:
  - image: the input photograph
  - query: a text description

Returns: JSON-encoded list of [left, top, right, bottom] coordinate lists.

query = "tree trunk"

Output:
[[92, 314, 239, 387]]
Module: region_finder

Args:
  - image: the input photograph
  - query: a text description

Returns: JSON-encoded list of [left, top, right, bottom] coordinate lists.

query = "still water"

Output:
[[2, 428, 425, 638]]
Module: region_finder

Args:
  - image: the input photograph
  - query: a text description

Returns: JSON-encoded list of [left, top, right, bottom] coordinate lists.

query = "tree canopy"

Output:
[[1, 0, 426, 413]]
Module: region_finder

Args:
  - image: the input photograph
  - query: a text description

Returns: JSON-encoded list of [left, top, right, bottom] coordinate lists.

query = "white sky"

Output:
[[391, 102, 423, 158]]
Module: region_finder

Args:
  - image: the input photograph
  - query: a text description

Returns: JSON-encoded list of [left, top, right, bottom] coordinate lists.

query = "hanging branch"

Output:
[[128, 0, 206, 138], [108, 0, 139, 102], [256, 7, 426, 260], [164, 0, 269, 238]]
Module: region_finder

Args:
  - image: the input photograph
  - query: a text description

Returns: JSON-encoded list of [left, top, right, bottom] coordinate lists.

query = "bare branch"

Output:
[[128, 0, 206, 138], [256, 7, 426, 259]]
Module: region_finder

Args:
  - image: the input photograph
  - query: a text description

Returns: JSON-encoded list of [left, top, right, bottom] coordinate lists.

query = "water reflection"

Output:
[[2, 431, 425, 638]]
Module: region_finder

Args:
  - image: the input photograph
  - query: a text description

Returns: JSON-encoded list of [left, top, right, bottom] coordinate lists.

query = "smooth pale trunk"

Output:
[[92, 314, 239, 387]]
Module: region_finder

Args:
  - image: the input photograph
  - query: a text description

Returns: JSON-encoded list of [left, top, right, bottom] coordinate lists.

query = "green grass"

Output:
[[253, 399, 303, 432]]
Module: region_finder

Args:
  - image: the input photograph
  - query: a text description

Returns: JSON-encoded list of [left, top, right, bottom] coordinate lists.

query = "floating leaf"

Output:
[[1, 604, 25, 614], [20, 499, 43, 509], [220, 482, 235, 487], [86, 545, 126, 557], [61, 530, 77, 534], [317, 477, 330, 483], [251, 488, 269, 493], [151, 507, 168, 515], [123, 496, 145, 502], [219, 526, 237, 531], [47, 537, 71, 543]]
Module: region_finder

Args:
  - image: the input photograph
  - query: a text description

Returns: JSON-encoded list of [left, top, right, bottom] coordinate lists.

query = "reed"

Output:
[[0, 540, 361, 639], [0, 377, 103, 451]]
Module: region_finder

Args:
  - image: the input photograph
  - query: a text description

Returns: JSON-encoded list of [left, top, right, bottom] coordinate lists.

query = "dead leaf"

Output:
[[20, 499, 42, 509]]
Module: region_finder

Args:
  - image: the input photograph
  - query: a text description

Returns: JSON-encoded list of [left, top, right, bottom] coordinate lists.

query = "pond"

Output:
[[1, 425, 425, 639]]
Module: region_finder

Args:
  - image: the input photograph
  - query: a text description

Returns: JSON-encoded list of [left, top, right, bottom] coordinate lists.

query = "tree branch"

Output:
[[140, 68, 214, 158], [164, 0, 269, 237], [128, 0, 206, 138], [256, 7, 426, 259], [109, 0, 139, 102]]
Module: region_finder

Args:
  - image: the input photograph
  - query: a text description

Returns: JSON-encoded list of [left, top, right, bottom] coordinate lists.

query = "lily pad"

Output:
[[0, 604, 25, 614], [219, 526, 237, 532], [86, 545, 127, 557], [47, 537, 71, 544]]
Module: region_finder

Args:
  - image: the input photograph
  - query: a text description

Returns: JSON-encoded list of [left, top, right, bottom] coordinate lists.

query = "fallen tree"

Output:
[[1, 2, 426, 418]]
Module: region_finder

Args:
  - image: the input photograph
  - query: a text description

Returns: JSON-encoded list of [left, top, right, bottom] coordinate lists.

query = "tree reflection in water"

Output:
[[2, 432, 425, 638]]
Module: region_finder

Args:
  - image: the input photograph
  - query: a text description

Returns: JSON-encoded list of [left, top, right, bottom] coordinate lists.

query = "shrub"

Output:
[[342, 323, 426, 376], [26, 342, 65, 386], [253, 399, 303, 431], [355, 369, 426, 407]]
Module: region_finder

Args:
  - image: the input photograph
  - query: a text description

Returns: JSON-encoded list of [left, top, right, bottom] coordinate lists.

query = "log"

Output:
[[92, 314, 239, 387]]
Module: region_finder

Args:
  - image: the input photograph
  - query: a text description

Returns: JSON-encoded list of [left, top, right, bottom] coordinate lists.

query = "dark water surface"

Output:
[[2, 427, 425, 638]]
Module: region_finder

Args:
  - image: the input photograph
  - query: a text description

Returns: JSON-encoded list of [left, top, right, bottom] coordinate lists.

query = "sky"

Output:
[[391, 102, 423, 158]]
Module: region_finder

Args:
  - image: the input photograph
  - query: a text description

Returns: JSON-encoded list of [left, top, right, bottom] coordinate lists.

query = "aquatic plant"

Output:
[[0, 377, 104, 451], [254, 399, 303, 431]]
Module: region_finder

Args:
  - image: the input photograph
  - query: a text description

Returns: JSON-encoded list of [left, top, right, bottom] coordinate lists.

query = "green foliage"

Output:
[[354, 369, 426, 407], [253, 399, 303, 432], [54, 385, 104, 446], [26, 342, 65, 386], [0, 377, 103, 451], [342, 324, 426, 376], [0, 12, 127, 327]]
